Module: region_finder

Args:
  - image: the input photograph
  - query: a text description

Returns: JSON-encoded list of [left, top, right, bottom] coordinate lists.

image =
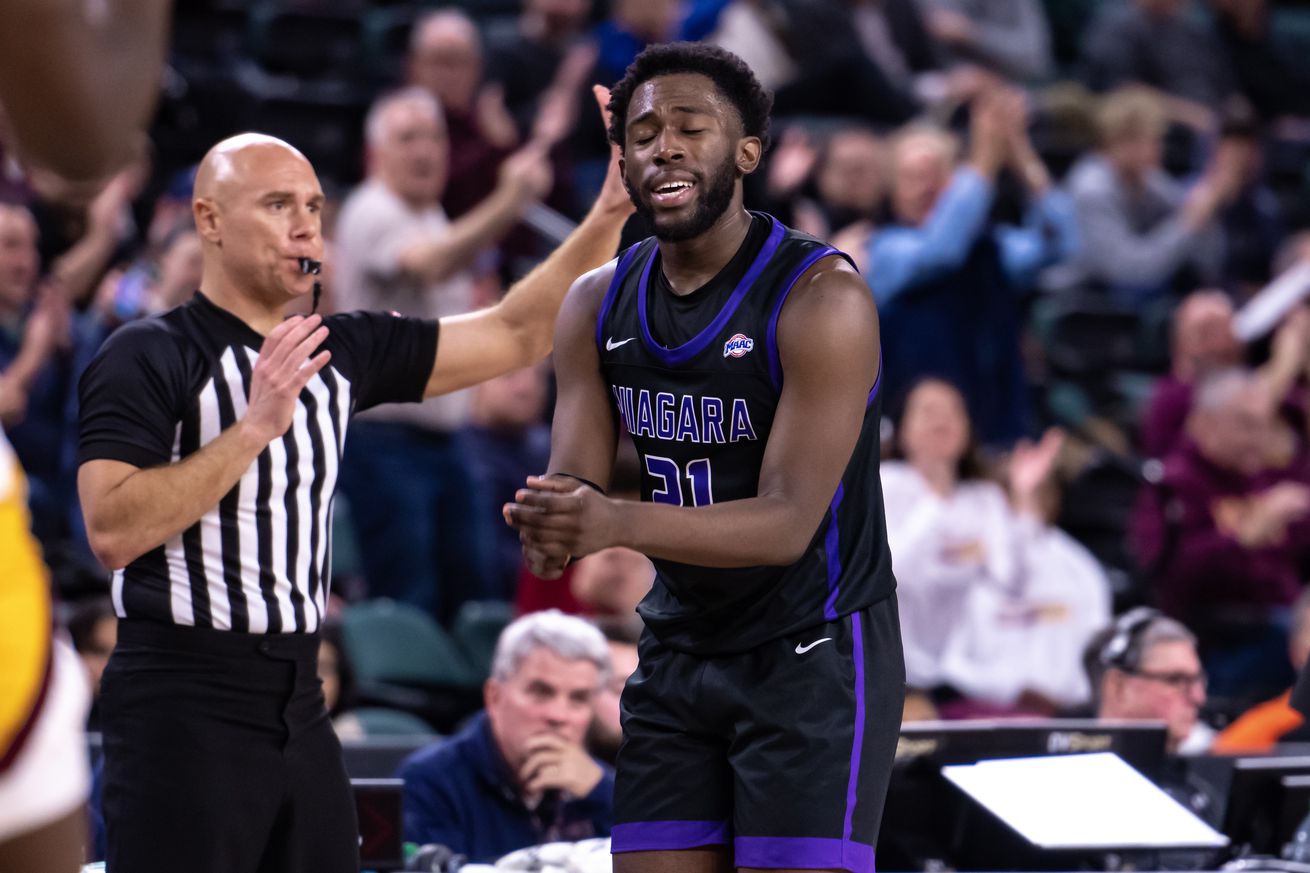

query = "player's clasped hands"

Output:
[[241, 314, 331, 445], [503, 476, 617, 580]]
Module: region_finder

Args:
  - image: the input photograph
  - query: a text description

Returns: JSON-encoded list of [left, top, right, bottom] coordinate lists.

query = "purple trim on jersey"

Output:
[[595, 244, 644, 353], [823, 482, 846, 621], [635, 217, 786, 367], [843, 611, 868, 848], [764, 247, 853, 391], [733, 836, 875, 873], [611, 820, 730, 853]]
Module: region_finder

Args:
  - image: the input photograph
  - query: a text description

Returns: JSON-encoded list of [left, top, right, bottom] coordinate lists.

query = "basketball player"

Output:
[[0, 426, 90, 873], [0, 5, 171, 870], [505, 43, 904, 873]]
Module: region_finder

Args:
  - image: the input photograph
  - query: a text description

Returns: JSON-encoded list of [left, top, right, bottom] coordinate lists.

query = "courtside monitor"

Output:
[[894, 719, 1169, 778], [1224, 757, 1310, 855], [881, 721, 1169, 870]]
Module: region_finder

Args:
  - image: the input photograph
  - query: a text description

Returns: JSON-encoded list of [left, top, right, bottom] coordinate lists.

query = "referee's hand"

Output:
[[242, 314, 330, 444]]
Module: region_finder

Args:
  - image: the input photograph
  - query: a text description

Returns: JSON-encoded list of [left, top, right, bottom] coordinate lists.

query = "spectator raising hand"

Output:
[[1008, 428, 1064, 518]]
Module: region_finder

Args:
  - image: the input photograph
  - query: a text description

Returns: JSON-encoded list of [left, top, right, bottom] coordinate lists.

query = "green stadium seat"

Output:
[[343, 599, 481, 690], [453, 600, 515, 680], [351, 706, 439, 737]]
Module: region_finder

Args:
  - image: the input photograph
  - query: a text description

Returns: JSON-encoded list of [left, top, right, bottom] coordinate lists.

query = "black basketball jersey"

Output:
[[595, 213, 896, 655]]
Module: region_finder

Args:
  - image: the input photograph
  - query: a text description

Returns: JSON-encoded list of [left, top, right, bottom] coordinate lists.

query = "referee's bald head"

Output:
[[194, 134, 312, 205], [192, 133, 325, 305]]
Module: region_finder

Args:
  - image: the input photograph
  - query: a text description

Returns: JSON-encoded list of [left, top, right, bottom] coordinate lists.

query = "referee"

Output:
[[76, 111, 630, 871]]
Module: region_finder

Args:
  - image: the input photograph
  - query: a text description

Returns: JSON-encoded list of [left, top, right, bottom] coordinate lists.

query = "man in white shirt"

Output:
[[335, 87, 551, 622]]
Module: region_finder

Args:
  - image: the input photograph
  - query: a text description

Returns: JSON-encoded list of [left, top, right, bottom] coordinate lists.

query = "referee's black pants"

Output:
[[101, 620, 358, 873]]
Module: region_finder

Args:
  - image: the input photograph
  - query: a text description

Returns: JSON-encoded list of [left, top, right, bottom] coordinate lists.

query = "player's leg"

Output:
[[612, 632, 735, 873], [0, 808, 85, 873], [616, 847, 734, 873], [724, 598, 905, 873], [0, 644, 90, 873]]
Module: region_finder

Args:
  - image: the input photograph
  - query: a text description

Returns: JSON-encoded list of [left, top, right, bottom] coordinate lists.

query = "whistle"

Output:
[[298, 257, 322, 275]]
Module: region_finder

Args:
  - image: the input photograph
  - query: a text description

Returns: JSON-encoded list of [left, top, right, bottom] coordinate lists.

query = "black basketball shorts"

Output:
[[611, 595, 905, 873]]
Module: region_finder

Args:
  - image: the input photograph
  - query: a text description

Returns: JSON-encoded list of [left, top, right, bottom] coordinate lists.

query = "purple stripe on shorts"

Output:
[[734, 836, 875, 873], [843, 611, 867, 846], [611, 820, 730, 853], [822, 482, 846, 621]]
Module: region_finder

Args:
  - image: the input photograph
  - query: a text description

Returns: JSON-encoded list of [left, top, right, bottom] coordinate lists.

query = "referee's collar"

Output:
[[190, 291, 271, 351]]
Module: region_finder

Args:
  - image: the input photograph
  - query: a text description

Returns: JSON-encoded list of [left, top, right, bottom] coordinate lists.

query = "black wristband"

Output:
[[550, 472, 606, 494]]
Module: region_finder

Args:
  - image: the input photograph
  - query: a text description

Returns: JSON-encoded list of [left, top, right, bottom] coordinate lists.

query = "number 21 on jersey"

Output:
[[645, 456, 714, 506]]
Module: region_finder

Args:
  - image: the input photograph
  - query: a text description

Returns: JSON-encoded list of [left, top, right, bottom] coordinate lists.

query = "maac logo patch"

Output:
[[723, 333, 755, 358]]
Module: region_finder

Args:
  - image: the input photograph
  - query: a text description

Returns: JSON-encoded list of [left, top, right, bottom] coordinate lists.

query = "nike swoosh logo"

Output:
[[606, 336, 636, 351], [795, 637, 833, 654]]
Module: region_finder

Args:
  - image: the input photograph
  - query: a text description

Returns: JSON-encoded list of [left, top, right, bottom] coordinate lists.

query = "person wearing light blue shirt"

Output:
[[861, 92, 1077, 445]]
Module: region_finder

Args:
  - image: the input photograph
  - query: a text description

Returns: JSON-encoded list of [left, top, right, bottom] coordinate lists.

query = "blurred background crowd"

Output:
[[11, 0, 1310, 803]]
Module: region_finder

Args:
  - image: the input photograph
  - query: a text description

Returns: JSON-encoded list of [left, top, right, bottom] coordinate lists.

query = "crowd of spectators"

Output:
[[13, 0, 1310, 863]]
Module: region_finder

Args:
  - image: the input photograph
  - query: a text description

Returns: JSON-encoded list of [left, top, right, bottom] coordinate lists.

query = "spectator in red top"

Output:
[[1141, 292, 1310, 458], [1131, 367, 1310, 698], [1140, 290, 1242, 458]]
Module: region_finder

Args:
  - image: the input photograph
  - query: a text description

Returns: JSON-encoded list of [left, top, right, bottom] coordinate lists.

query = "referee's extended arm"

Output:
[[422, 85, 634, 399], [78, 314, 330, 571]]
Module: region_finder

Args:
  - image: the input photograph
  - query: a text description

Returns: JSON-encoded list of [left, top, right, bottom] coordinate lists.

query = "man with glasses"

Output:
[[1084, 608, 1212, 755], [1084, 608, 1224, 855]]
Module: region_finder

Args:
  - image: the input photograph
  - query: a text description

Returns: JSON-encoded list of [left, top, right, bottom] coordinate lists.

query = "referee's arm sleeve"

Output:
[[328, 310, 438, 412], [77, 321, 186, 469]]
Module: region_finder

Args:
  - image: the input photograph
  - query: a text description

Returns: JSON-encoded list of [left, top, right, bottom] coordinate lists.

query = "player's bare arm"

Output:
[[424, 86, 634, 399], [78, 315, 330, 570], [504, 260, 620, 574], [506, 256, 879, 576]]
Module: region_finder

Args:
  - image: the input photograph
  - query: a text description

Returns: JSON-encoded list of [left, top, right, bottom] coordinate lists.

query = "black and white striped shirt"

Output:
[[78, 293, 437, 633]]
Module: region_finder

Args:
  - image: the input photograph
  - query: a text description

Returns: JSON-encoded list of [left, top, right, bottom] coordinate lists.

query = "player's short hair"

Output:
[[491, 609, 611, 685], [606, 42, 772, 152]]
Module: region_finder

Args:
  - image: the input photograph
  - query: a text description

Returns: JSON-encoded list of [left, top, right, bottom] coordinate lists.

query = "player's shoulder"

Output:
[[565, 243, 646, 315], [774, 230, 875, 347]]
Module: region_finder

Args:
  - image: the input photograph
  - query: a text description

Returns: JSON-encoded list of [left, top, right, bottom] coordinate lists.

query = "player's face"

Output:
[[621, 73, 758, 242], [0, 207, 38, 311], [211, 147, 325, 305], [899, 380, 971, 470], [485, 646, 601, 769]]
